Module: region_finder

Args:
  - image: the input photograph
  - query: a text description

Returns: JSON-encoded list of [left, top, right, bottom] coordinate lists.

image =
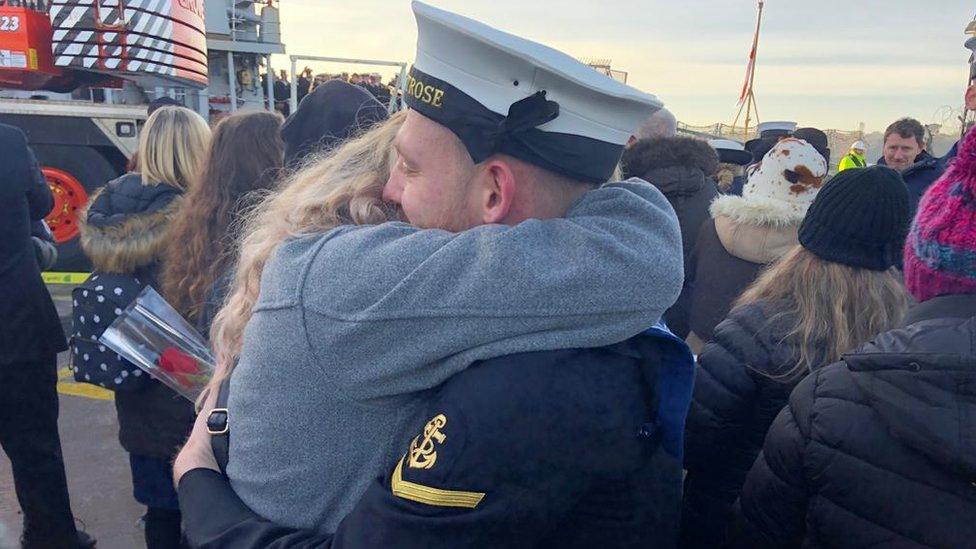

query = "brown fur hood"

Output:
[[79, 173, 184, 274], [621, 136, 719, 188]]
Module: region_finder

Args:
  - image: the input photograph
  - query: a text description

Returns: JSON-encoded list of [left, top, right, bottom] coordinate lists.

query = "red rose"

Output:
[[159, 347, 200, 377]]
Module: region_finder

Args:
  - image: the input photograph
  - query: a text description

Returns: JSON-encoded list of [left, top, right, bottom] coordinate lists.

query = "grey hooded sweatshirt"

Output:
[[227, 179, 683, 531]]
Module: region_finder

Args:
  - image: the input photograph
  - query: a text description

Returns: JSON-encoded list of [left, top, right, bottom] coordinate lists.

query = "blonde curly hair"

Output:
[[204, 111, 405, 401]]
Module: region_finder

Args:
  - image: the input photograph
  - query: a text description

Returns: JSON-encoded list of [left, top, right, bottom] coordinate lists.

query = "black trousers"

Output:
[[0, 356, 79, 548]]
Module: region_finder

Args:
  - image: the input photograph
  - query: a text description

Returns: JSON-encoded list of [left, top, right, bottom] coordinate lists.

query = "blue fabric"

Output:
[[727, 175, 747, 196], [643, 321, 696, 460], [912, 236, 976, 279], [129, 454, 179, 510]]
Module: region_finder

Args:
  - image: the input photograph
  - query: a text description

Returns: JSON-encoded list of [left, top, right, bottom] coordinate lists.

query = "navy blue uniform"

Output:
[[180, 328, 693, 548]]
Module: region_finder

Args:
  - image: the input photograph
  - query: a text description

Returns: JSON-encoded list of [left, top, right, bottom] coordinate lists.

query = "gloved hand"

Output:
[[32, 236, 58, 271]]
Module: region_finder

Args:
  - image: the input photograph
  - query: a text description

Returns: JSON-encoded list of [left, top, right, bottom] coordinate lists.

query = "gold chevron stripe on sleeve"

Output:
[[390, 456, 485, 509]]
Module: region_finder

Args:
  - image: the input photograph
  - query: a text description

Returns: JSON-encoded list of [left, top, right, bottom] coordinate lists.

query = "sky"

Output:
[[275, 0, 975, 133]]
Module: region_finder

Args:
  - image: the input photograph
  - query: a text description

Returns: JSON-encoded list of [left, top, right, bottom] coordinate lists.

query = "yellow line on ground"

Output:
[[56, 367, 113, 401], [42, 272, 91, 284]]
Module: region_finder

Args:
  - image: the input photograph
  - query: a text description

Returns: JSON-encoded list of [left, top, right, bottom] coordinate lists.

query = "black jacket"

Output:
[[180, 330, 695, 548], [621, 138, 719, 338], [878, 152, 945, 211], [79, 173, 195, 459], [735, 295, 976, 548], [681, 300, 823, 547], [0, 123, 67, 364]]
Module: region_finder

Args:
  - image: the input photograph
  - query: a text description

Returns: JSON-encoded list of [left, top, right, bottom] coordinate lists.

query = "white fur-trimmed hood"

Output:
[[708, 193, 809, 228]]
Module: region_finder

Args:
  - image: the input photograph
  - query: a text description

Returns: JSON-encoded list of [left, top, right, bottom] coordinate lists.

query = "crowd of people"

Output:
[[267, 68, 395, 117], [2, 2, 975, 548]]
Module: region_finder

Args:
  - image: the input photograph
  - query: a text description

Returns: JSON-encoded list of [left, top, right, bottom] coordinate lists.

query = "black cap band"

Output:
[[404, 67, 624, 183]]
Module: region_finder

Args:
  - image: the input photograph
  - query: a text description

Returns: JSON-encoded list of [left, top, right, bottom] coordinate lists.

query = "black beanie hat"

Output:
[[147, 96, 182, 115], [280, 79, 389, 168], [794, 127, 831, 165], [798, 165, 911, 270]]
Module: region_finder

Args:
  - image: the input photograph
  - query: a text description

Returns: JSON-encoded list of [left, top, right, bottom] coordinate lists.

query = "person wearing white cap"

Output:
[[175, 2, 694, 547], [837, 140, 867, 172]]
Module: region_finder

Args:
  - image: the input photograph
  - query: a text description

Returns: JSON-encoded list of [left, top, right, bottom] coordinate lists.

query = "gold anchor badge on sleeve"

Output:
[[392, 413, 485, 508], [408, 414, 447, 469]]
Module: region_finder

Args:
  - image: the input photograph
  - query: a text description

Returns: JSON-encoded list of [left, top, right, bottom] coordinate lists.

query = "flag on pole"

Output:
[[738, 0, 764, 105]]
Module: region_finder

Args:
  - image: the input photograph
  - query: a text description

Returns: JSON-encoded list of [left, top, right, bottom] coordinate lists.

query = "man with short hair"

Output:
[[878, 117, 944, 208], [297, 67, 313, 104], [175, 2, 693, 547], [273, 69, 292, 116], [838, 140, 867, 172], [627, 106, 677, 146]]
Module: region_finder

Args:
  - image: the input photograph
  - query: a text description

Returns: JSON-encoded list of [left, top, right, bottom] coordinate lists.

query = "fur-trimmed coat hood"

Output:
[[80, 173, 183, 274], [621, 136, 719, 194], [708, 192, 807, 228], [708, 178, 805, 265]]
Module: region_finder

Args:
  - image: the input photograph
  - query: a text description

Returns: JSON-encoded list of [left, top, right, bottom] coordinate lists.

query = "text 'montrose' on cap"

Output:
[[407, 1, 663, 183]]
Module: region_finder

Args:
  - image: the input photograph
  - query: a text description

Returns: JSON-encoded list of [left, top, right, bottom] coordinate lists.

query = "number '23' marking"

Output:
[[0, 16, 21, 32]]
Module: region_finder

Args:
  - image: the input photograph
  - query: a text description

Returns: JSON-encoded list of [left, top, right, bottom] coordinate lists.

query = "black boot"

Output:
[[144, 507, 184, 549]]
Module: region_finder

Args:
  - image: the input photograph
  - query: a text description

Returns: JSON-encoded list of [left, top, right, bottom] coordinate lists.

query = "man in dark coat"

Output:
[[876, 117, 945, 209], [297, 67, 313, 104], [621, 136, 719, 338], [0, 123, 94, 548], [273, 69, 292, 116]]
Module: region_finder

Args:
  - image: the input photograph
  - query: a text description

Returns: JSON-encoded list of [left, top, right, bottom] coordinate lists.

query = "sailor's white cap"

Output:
[[709, 139, 753, 165], [709, 139, 747, 151], [756, 121, 797, 138], [407, 1, 663, 182]]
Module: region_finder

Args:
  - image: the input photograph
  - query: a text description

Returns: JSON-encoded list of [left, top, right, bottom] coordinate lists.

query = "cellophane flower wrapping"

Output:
[[99, 286, 215, 401]]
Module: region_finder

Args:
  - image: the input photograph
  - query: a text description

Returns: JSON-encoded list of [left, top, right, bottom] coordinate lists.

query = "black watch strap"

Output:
[[207, 377, 232, 477]]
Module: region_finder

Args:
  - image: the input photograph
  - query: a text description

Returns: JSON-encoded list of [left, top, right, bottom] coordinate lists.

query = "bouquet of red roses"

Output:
[[100, 287, 215, 401]]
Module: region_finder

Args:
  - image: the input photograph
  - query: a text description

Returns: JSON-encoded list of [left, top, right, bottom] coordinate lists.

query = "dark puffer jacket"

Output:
[[735, 294, 976, 548], [621, 137, 719, 338], [681, 300, 823, 547], [80, 173, 194, 459]]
